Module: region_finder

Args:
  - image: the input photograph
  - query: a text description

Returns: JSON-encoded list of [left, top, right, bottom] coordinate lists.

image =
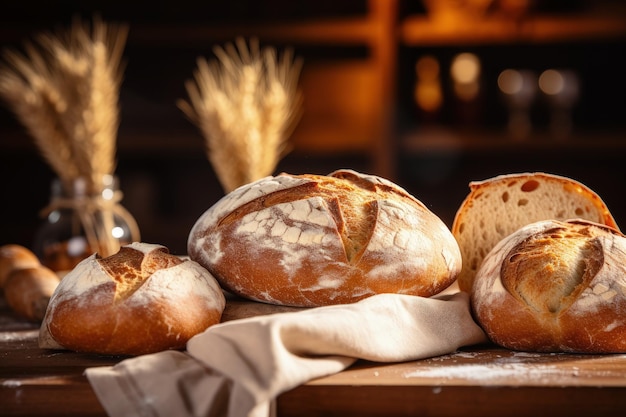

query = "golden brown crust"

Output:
[[452, 172, 619, 293], [188, 169, 461, 307], [4, 266, 60, 321], [48, 286, 222, 355], [0, 244, 41, 288], [472, 219, 626, 353], [40, 242, 225, 356]]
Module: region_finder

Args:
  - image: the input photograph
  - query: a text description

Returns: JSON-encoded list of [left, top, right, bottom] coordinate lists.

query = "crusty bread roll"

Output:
[[188, 169, 461, 307], [472, 219, 626, 353], [452, 172, 618, 293], [0, 244, 41, 289], [4, 266, 60, 321], [39, 242, 225, 355]]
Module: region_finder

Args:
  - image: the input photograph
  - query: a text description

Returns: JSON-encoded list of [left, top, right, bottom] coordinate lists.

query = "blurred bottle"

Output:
[[450, 52, 483, 127], [414, 55, 444, 123], [539, 68, 580, 140], [498, 69, 538, 140]]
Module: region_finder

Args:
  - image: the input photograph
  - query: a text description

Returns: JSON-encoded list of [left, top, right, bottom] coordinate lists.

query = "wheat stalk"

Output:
[[0, 16, 127, 194], [0, 17, 131, 257], [178, 37, 303, 193], [0, 44, 80, 184]]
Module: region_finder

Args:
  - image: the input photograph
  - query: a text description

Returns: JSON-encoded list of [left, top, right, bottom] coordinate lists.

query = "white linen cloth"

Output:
[[86, 291, 488, 417]]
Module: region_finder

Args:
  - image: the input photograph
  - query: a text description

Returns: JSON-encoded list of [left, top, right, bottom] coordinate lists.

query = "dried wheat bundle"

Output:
[[0, 16, 128, 194], [0, 17, 134, 257], [178, 37, 303, 193]]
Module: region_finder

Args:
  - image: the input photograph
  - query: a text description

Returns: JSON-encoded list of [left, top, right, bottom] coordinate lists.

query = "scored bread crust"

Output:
[[39, 242, 225, 355], [452, 172, 619, 293], [472, 219, 626, 353], [188, 169, 461, 307]]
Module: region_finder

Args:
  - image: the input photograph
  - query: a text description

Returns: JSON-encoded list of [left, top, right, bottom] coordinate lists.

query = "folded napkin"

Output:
[[86, 291, 487, 417]]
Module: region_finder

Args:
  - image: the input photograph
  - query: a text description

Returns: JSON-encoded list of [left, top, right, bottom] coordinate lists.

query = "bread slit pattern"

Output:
[[40, 242, 225, 355], [216, 179, 382, 266], [501, 227, 603, 314], [343, 199, 377, 264], [98, 246, 183, 302], [189, 169, 461, 307], [472, 219, 626, 353]]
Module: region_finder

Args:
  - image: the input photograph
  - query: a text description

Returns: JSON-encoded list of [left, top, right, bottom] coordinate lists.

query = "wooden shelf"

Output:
[[401, 127, 626, 154], [127, 18, 377, 47], [400, 10, 626, 46]]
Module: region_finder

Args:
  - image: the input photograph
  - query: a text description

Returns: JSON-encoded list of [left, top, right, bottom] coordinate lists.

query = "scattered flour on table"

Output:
[[3, 380, 22, 387], [404, 350, 626, 384], [404, 351, 572, 384], [404, 363, 565, 383], [0, 329, 38, 342]]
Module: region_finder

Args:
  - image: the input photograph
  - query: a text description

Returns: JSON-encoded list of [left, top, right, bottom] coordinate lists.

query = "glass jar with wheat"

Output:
[[0, 17, 140, 274], [33, 174, 139, 274]]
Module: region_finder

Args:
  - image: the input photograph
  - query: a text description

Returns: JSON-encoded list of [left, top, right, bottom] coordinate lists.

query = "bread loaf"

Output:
[[39, 242, 225, 355], [452, 172, 618, 293], [188, 169, 461, 307], [0, 244, 41, 288], [4, 266, 60, 321], [472, 219, 626, 353]]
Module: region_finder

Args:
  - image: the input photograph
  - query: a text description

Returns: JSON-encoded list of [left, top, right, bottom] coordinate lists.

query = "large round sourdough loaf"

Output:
[[472, 219, 626, 353], [188, 169, 461, 307], [39, 242, 225, 355], [452, 172, 619, 293]]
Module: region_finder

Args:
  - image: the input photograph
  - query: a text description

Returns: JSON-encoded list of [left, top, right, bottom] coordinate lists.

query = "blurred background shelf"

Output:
[[402, 128, 626, 152], [1, 0, 625, 253], [400, 12, 626, 45]]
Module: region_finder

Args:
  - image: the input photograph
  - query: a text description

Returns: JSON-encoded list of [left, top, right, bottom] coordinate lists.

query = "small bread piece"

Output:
[[4, 266, 60, 321], [39, 242, 225, 356], [188, 169, 461, 307], [0, 244, 41, 288], [452, 172, 618, 292], [472, 219, 626, 353]]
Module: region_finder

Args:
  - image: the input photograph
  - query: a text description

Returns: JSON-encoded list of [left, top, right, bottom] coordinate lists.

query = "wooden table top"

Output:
[[2, 296, 626, 417]]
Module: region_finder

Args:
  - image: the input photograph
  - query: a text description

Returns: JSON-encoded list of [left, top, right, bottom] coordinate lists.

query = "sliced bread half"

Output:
[[452, 172, 619, 292]]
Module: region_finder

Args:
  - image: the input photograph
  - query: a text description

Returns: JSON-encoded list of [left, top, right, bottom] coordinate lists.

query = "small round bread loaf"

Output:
[[0, 244, 41, 288], [188, 169, 461, 307], [5, 266, 60, 321], [472, 219, 626, 353], [39, 242, 225, 355]]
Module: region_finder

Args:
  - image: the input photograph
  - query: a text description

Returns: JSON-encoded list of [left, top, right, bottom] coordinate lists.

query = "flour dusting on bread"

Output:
[[40, 242, 225, 355], [188, 169, 461, 307], [472, 219, 626, 353]]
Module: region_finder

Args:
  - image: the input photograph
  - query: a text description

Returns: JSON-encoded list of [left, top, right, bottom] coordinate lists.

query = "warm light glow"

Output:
[[451, 53, 480, 84], [498, 69, 523, 95], [415, 55, 443, 113], [538, 69, 579, 107], [451, 53, 480, 101], [538, 69, 564, 95], [67, 236, 88, 257], [416, 55, 440, 81], [111, 226, 125, 239], [102, 188, 115, 200]]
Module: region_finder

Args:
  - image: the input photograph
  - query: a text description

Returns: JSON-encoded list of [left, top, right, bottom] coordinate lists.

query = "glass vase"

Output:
[[33, 174, 140, 275]]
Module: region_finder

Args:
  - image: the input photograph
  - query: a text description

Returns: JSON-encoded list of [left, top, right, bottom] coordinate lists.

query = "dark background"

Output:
[[1, 0, 625, 255]]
